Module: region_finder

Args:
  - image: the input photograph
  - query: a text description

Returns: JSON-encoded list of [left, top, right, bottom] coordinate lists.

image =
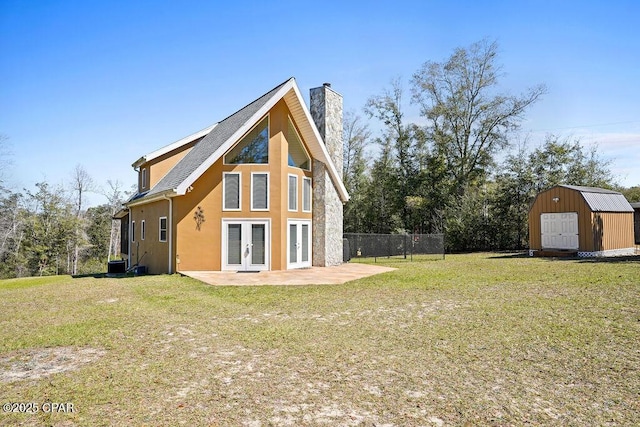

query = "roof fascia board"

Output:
[[175, 80, 296, 195], [288, 83, 350, 202], [132, 124, 217, 168], [125, 190, 177, 207]]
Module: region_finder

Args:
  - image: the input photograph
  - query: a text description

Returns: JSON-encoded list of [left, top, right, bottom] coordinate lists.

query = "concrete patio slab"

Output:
[[180, 263, 396, 286]]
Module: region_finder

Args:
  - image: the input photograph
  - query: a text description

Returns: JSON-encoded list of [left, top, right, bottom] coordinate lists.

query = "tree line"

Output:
[[0, 162, 127, 279], [342, 39, 639, 251]]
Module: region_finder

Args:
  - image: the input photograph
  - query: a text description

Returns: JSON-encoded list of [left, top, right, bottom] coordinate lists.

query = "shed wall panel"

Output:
[[592, 212, 635, 251]]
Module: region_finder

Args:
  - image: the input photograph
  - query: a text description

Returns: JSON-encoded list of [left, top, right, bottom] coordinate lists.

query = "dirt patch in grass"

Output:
[[0, 347, 106, 383]]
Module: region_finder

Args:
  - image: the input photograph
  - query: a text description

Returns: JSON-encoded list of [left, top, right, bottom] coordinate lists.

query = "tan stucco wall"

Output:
[[173, 99, 312, 272], [138, 138, 200, 192], [129, 199, 170, 274]]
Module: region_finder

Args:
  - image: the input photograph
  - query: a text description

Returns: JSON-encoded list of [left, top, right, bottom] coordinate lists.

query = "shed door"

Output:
[[541, 212, 579, 250]]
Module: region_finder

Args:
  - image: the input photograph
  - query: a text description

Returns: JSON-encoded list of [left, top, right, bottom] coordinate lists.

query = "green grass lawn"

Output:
[[1, 253, 638, 426]]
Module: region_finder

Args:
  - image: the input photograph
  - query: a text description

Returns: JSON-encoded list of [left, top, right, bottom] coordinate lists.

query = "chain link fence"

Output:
[[344, 233, 445, 261]]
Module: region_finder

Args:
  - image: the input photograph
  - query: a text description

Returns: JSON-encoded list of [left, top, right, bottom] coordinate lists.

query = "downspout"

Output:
[[163, 194, 173, 274]]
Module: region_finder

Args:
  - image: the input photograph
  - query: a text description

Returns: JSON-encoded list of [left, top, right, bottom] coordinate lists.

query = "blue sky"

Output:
[[1, 0, 639, 206]]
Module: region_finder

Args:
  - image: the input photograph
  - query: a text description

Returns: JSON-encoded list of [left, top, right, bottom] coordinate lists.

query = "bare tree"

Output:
[[104, 180, 126, 261], [411, 39, 547, 195], [69, 164, 95, 274], [0, 134, 12, 185]]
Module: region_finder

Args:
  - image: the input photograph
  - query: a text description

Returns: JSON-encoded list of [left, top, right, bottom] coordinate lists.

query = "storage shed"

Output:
[[528, 185, 635, 257]]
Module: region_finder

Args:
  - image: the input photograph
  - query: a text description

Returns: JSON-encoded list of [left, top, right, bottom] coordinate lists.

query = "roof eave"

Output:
[[125, 189, 177, 207]]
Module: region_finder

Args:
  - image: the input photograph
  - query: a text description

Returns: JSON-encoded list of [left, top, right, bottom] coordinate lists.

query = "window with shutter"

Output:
[[303, 177, 312, 212], [288, 174, 298, 211], [251, 173, 269, 211], [223, 172, 241, 211]]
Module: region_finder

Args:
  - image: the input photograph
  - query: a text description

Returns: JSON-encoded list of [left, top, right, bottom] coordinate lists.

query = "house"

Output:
[[528, 185, 635, 257], [117, 78, 349, 273]]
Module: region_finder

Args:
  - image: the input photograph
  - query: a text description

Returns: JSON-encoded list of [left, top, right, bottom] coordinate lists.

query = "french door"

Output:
[[287, 220, 311, 269], [222, 220, 270, 271]]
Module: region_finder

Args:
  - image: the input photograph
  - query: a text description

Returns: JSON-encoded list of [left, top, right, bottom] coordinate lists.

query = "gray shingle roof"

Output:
[[144, 78, 291, 198], [560, 185, 634, 212]]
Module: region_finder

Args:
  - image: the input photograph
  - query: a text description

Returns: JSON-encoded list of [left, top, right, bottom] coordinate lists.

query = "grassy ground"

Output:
[[0, 253, 638, 426]]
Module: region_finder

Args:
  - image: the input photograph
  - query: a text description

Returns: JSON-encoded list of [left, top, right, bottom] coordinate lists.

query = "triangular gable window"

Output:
[[287, 117, 310, 170], [225, 117, 269, 164]]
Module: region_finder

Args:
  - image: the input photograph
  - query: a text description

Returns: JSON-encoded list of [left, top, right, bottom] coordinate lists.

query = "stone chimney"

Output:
[[310, 83, 344, 267]]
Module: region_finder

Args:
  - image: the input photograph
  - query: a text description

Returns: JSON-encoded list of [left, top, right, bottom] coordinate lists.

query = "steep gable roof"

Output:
[[129, 78, 348, 205]]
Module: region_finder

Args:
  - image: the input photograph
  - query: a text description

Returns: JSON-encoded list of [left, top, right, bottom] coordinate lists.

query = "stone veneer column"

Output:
[[310, 83, 344, 267]]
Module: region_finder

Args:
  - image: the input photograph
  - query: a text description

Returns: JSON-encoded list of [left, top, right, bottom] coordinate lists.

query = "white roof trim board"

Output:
[[127, 78, 349, 206], [132, 124, 217, 168]]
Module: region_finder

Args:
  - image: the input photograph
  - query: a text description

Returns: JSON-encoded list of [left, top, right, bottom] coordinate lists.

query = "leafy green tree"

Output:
[[343, 112, 371, 233], [361, 139, 403, 233], [490, 143, 536, 249], [85, 204, 112, 260], [529, 135, 614, 193], [411, 39, 546, 196], [365, 78, 422, 231], [620, 186, 640, 203], [23, 182, 76, 276]]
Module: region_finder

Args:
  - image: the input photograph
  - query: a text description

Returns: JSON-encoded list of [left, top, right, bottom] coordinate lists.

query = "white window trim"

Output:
[[287, 219, 312, 269], [302, 177, 312, 212], [141, 220, 145, 241], [223, 172, 242, 211], [250, 172, 269, 211], [287, 115, 311, 171], [159, 216, 167, 243], [223, 115, 270, 165], [131, 221, 136, 243], [221, 219, 271, 271], [288, 173, 298, 212], [141, 168, 147, 190]]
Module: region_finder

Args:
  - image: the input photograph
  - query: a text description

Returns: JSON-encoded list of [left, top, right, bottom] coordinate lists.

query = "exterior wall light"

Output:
[[552, 197, 560, 203]]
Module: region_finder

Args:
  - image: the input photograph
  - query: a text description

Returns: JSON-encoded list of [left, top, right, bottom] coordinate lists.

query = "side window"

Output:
[[302, 177, 312, 212], [141, 220, 146, 240], [159, 217, 167, 242], [251, 173, 269, 211], [131, 221, 136, 242], [223, 172, 241, 211]]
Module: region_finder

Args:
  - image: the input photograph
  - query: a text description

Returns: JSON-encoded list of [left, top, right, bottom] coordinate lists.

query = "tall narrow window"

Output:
[[224, 117, 269, 164], [159, 217, 167, 242], [131, 221, 136, 243], [141, 168, 147, 190], [288, 175, 298, 211], [141, 220, 146, 240], [302, 177, 312, 212], [251, 173, 269, 211], [223, 172, 241, 211]]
